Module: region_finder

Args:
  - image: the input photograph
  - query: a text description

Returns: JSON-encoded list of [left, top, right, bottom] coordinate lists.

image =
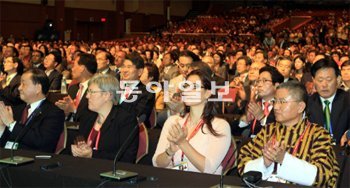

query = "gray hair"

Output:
[[88, 74, 120, 103], [276, 80, 308, 105]]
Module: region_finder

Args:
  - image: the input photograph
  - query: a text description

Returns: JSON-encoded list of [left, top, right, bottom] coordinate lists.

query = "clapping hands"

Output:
[[167, 118, 188, 146], [55, 96, 76, 115], [71, 136, 93, 158], [262, 138, 286, 167]]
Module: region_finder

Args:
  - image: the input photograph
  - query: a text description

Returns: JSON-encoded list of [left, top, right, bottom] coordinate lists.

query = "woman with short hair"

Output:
[[71, 74, 139, 162]]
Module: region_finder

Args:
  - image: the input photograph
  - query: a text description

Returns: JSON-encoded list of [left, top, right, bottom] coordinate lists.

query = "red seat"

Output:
[[149, 107, 157, 129], [55, 124, 67, 154], [221, 137, 237, 175], [136, 123, 149, 163], [218, 87, 238, 102], [218, 87, 238, 113]]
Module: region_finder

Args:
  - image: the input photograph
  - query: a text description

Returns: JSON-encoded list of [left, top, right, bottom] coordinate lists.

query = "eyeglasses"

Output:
[[181, 83, 205, 90], [87, 89, 106, 94], [256, 79, 272, 84], [272, 99, 300, 105]]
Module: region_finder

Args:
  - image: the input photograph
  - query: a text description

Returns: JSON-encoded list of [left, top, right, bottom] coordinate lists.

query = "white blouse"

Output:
[[152, 115, 231, 174]]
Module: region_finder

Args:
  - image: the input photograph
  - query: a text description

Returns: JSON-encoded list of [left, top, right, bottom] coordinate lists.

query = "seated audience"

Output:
[[71, 74, 138, 162], [0, 56, 24, 106], [55, 53, 97, 122], [0, 69, 65, 153], [307, 58, 350, 144], [341, 129, 350, 147], [44, 51, 63, 91], [239, 66, 284, 137], [340, 60, 350, 91], [119, 52, 155, 127], [237, 81, 339, 187], [140, 63, 164, 113], [153, 70, 231, 174]]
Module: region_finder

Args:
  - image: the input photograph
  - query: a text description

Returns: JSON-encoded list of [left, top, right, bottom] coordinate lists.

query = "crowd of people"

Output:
[[0, 6, 349, 187]]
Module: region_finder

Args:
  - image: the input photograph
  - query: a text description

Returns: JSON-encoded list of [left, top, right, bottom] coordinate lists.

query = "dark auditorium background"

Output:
[[0, 0, 349, 42]]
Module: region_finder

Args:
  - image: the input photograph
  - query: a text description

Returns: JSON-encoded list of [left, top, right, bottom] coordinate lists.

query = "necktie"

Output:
[[5, 76, 11, 87], [324, 100, 331, 132], [263, 101, 270, 116], [20, 105, 31, 124], [124, 86, 131, 99], [75, 84, 84, 107], [251, 101, 269, 134]]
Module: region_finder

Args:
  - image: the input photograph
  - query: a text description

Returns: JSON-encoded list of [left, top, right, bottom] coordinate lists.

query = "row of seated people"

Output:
[[0, 40, 349, 187]]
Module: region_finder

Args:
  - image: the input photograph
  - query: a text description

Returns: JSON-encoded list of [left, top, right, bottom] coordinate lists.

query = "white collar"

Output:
[[319, 92, 336, 104]]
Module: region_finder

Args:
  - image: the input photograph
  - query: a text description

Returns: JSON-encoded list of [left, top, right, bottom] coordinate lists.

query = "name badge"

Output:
[[268, 174, 286, 183], [4, 141, 18, 150], [172, 161, 189, 171]]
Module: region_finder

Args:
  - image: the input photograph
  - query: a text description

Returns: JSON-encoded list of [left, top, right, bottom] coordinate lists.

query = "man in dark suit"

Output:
[[115, 50, 126, 81], [31, 50, 45, 70], [55, 53, 97, 122], [44, 51, 62, 91], [276, 57, 295, 82], [0, 69, 65, 153], [239, 66, 284, 137], [160, 52, 179, 82], [119, 52, 155, 127], [96, 50, 117, 77], [307, 58, 350, 144], [0, 56, 24, 106]]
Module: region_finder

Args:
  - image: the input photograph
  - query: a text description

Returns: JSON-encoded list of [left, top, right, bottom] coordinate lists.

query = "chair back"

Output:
[[136, 123, 149, 163], [221, 137, 237, 175], [218, 87, 238, 113], [149, 107, 157, 129], [55, 123, 67, 154]]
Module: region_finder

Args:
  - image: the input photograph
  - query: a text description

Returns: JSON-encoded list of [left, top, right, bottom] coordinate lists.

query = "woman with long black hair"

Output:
[[152, 69, 231, 174]]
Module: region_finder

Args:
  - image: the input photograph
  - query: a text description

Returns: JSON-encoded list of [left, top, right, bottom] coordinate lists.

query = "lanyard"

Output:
[[272, 120, 311, 156], [251, 101, 271, 134], [291, 121, 311, 156], [181, 115, 204, 162], [171, 115, 205, 163], [87, 128, 101, 150], [271, 120, 311, 174]]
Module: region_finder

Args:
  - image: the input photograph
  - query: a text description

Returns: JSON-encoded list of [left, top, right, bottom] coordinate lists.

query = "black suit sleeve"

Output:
[[92, 109, 139, 163], [0, 75, 23, 106], [7, 103, 65, 153], [49, 71, 63, 91]]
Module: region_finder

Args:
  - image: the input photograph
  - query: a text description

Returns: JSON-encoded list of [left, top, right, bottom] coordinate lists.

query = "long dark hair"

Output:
[[184, 69, 220, 136]]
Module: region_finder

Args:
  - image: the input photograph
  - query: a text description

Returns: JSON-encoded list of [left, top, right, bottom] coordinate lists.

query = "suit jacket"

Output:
[[0, 74, 24, 106], [34, 63, 45, 71], [162, 65, 179, 81], [115, 68, 121, 81], [119, 82, 155, 127], [307, 89, 350, 143], [0, 99, 65, 153], [68, 83, 97, 122], [249, 104, 275, 135], [78, 105, 138, 162], [48, 69, 63, 91], [105, 68, 117, 77]]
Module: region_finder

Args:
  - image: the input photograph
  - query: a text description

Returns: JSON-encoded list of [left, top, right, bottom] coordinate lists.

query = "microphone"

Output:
[[0, 107, 42, 165], [210, 141, 238, 188], [100, 114, 146, 181]]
